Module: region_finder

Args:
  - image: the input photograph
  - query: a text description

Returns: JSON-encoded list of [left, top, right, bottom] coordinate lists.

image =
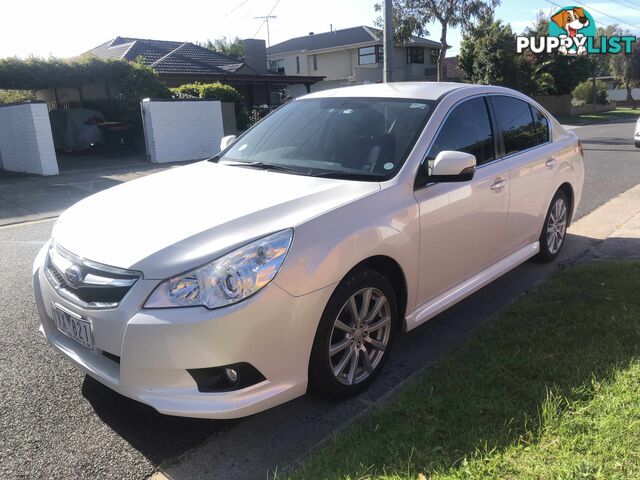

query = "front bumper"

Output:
[[33, 244, 334, 419]]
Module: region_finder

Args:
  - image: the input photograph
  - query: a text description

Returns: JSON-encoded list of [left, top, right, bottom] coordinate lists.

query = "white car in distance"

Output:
[[33, 83, 584, 418]]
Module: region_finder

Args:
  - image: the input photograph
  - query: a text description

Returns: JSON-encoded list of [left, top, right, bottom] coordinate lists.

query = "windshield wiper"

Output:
[[309, 170, 382, 181], [219, 160, 303, 174]]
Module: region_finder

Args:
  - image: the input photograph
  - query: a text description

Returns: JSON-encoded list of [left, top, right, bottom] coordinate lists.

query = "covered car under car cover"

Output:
[[49, 108, 104, 151]]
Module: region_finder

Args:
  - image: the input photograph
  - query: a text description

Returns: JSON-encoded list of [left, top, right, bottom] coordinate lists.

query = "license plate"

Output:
[[51, 304, 94, 350]]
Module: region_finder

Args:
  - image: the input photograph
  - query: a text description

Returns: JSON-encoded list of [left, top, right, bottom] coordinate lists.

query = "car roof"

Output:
[[300, 82, 475, 101]]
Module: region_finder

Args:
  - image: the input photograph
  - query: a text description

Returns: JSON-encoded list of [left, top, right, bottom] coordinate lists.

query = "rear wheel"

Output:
[[635, 142, 640, 148], [309, 269, 398, 399], [535, 190, 569, 262]]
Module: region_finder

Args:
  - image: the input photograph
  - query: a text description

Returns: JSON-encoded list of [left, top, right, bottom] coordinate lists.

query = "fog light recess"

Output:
[[187, 362, 266, 393]]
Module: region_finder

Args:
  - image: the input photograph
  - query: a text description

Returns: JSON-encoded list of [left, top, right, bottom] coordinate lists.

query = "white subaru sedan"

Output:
[[33, 83, 584, 418]]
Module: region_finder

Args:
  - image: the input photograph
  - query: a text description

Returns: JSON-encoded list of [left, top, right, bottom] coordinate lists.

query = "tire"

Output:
[[635, 142, 640, 148], [534, 189, 570, 263], [309, 269, 398, 399]]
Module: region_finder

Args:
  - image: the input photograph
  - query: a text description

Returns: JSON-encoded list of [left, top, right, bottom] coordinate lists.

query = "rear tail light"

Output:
[[577, 139, 584, 157]]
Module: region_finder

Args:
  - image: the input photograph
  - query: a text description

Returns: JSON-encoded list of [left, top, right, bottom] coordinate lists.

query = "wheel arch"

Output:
[[342, 255, 408, 325], [558, 182, 575, 226]]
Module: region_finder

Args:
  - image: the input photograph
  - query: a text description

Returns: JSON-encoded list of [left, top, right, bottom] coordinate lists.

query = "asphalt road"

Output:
[[0, 119, 638, 480]]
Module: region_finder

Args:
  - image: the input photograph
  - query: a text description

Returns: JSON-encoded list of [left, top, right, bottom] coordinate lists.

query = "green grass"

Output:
[[557, 107, 640, 126], [286, 262, 640, 480]]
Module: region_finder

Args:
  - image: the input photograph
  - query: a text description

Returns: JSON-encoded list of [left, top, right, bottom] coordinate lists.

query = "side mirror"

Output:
[[429, 150, 476, 182], [220, 135, 237, 151]]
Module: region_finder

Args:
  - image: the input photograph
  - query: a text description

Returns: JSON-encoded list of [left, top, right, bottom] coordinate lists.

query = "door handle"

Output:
[[545, 157, 556, 168], [490, 178, 507, 191]]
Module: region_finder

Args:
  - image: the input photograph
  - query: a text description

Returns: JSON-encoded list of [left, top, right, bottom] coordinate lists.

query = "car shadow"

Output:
[[81, 233, 640, 479], [81, 376, 235, 464]]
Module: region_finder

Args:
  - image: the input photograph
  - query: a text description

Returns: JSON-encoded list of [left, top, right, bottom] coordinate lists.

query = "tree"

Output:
[[459, 17, 542, 93], [522, 13, 593, 95], [379, 0, 499, 81], [608, 26, 640, 107], [198, 36, 245, 59]]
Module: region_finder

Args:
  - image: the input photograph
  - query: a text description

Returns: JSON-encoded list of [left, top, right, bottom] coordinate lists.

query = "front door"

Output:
[[413, 96, 510, 305]]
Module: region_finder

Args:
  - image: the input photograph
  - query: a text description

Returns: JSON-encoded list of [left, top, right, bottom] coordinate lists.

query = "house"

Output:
[[266, 26, 441, 96], [82, 36, 324, 106]]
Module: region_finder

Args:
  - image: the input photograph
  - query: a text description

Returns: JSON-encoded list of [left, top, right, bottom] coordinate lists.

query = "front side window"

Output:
[[424, 97, 496, 173], [491, 96, 538, 155], [359, 46, 383, 65], [219, 97, 435, 180], [407, 47, 424, 64]]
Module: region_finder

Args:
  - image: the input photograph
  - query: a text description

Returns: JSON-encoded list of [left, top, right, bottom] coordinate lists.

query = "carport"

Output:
[[0, 58, 167, 175]]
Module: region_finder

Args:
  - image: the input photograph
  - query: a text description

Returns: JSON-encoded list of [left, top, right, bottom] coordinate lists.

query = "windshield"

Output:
[[219, 97, 435, 180]]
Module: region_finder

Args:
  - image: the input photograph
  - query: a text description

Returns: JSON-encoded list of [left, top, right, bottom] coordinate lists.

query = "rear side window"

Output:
[[531, 106, 550, 144], [491, 96, 538, 155], [425, 97, 496, 168]]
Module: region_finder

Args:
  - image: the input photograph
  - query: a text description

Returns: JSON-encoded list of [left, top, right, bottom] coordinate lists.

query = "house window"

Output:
[[407, 47, 424, 64], [269, 59, 285, 73], [313, 54, 318, 71], [296, 56, 300, 73], [430, 49, 439, 65], [358, 45, 383, 65]]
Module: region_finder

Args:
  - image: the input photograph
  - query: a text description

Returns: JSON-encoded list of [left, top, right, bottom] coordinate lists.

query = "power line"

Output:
[[604, 0, 640, 15], [224, 0, 251, 17], [543, 0, 640, 31], [614, 0, 640, 9]]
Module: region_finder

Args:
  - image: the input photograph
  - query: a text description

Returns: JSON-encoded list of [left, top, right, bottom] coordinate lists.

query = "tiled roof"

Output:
[[267, 26, 440, 55], [83, 37, 247, 76]]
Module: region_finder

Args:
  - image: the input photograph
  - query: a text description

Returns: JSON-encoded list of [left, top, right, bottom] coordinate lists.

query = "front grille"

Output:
[[45, 243, 142, 309]]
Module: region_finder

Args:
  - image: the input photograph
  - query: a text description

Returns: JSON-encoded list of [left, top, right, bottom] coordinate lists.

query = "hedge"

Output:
[[572, 79, 609, 105], [0, 57, 172, 132]]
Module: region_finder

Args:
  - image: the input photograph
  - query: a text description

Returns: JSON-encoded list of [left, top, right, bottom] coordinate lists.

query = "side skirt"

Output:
[[404, 241, 540, 332]]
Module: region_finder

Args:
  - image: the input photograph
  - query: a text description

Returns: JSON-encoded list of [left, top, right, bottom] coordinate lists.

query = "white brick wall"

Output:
[[142, 100, 224, 164], [0, 102, 59, 176]]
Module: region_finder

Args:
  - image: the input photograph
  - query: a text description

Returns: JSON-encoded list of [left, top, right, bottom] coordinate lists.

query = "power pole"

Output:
[[254, 15, 277, 47], [383, 0, 393, 82]]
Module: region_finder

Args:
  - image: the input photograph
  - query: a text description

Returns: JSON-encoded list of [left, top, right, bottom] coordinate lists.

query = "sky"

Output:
[[2, 0, 640, 59]]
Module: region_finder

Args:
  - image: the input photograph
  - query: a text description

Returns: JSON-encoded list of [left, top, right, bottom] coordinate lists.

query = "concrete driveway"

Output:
[[0, 119, 639, 479]]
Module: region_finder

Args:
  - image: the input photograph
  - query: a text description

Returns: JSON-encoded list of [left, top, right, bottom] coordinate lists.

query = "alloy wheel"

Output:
[[328, 287, 392, 386], [546, 197, 568, 255]]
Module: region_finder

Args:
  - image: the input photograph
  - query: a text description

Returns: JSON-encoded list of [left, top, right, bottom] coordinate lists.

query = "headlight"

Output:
[[144, 229, 293, 309]]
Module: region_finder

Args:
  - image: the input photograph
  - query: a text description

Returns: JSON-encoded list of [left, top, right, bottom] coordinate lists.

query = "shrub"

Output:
[[0, 89, 34, 104], [572, 80, 608, 105], [172, 82, 248, 129]]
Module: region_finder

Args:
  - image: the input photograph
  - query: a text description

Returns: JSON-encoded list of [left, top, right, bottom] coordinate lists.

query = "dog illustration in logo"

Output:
[[551, 7, 590, 55]]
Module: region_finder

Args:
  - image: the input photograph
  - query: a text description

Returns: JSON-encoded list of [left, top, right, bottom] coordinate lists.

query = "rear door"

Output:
[[414, 96, 510, 305], [489, 95, 557, 253]]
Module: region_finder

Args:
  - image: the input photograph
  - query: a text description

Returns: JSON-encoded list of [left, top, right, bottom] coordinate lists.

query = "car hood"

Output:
[[52, 161, 380, 278]]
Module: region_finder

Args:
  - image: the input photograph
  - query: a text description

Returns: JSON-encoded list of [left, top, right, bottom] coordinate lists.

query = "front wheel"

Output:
[[635, 141, 640, 148], [309, 269, 398, 399], [535, 190, 569, 262]]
